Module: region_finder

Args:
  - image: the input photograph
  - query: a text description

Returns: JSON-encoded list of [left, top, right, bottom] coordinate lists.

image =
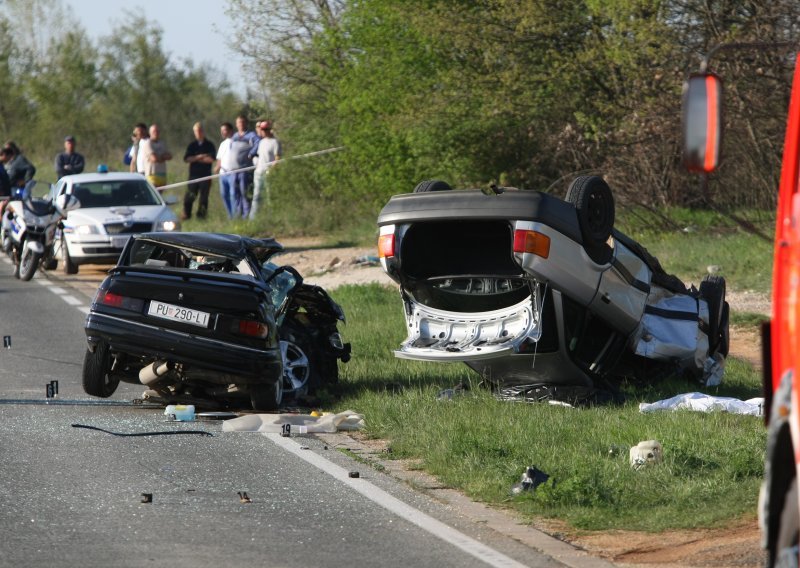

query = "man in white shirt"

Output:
[[250, 120, 281, 220], [215, 122, 235, 218]]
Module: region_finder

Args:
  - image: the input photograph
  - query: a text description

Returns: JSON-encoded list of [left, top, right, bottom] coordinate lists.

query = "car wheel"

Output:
[[19, 248, 41, 281], [82, 342, 120, 397], [413, 179, 452, 193], [566, 175, 615, 246], [61, 236, 78, 275], [280, 339, 312, 396], [718, 302, 730, 357], [700, 275, 726, 355], [250, 380, 282, 411]]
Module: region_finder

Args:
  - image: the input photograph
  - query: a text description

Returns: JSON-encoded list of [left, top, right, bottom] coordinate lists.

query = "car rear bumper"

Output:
[[85, 311, 282, 381]]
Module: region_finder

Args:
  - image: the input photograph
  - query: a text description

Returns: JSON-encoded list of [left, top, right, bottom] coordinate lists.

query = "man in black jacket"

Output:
[[182, 122, 216, 220], [55, 135, 85, 179]]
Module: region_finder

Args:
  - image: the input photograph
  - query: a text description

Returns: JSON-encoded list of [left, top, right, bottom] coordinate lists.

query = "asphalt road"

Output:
[[0, 259, 585, 568]]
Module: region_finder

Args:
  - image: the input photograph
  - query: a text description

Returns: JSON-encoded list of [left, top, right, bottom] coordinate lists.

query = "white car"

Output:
[[48, 172, 180, 274]]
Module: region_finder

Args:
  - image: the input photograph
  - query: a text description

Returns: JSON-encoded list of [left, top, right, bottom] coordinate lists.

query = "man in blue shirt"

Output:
[[55, 136, 85, 179], [229, 115, 259, 218]]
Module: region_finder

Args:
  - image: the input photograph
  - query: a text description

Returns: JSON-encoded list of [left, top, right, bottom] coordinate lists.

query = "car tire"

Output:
[[82, 342, 120, 398], [565, 175, 615, 247], [413, 180, 452, 193], [280, 339, 313, 396], [19, 248, 40, 281], [250, 380, 282, 411], [61, 237, 78, 275], [718, 302, 730, 357], [700, 275, 726, 355]]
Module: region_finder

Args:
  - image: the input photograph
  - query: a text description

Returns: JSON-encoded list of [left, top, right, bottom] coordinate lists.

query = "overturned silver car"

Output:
[[376, 177, 728, 401]]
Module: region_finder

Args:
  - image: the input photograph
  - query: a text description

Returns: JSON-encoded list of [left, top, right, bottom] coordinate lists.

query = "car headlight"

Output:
[[75, 224, 100, 235], [157, 220, 179, 231]]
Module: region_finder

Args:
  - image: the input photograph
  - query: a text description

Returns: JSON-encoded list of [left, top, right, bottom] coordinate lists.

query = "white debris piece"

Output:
[[222, 410, 365, 433]]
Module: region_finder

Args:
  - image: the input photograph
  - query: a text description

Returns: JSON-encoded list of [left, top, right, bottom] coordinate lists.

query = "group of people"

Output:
[[126, 115, 281, 221], [0, 135, 88, 198]]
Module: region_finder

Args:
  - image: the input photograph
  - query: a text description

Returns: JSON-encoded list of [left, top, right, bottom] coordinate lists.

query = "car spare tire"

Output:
[[413, 179, 452, 193], [566, 175, 615, 247], [700, 274, 726, 355]]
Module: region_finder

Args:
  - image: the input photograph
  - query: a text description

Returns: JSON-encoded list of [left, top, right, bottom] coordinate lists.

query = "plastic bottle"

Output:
[[164, 404, 196, 421]]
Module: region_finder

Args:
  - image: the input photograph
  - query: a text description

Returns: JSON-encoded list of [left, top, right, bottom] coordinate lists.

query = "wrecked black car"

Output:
[[377, 177, 729, 402], [82, 232, 350, 410]]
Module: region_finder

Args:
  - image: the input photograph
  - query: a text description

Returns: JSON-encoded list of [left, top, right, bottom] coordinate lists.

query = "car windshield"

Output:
[[71, 179, 161, 208], [126, 239, 255, 277]]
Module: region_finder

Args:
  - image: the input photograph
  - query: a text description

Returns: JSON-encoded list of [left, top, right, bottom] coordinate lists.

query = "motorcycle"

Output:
[[1, 182, 81, 281]]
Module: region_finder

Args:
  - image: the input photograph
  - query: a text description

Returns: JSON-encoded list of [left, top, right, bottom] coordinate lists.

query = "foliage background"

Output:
[[0, 0, 796, 227]]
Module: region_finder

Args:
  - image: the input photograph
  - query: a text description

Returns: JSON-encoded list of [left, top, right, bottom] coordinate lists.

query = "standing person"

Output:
[[250, 120, 281, 220], [128, 122, 149, 175], [229, 114, 259, 218], [182, 122, 216, 220], [54, 135, 85, 179], [139, 123, 172, 189], [3, 142, 36, 196], [215, 122, 235, 219]]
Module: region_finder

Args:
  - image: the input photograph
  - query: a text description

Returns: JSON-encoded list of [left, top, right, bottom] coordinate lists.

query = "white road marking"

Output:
[[59, 295, 83, 306], [267, 433, 531, 568], [77, 306, 90, 315], [35, 278, 52, 286], [48, 286, 67, 294]]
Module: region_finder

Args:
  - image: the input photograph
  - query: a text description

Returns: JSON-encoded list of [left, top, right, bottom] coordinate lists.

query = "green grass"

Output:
[[617, 206, 774, 292], [328, 284, 766, 532]]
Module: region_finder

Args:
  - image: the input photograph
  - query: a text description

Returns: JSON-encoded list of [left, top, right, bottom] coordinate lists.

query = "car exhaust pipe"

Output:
[[139, 361, 172, 386]]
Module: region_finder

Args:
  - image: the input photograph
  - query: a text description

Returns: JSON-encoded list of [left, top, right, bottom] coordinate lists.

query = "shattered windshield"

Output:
[[126, 239, 255, 276]]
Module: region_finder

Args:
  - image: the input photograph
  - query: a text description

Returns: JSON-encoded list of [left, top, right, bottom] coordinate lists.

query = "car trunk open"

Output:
[[399, 219, 529, 312]]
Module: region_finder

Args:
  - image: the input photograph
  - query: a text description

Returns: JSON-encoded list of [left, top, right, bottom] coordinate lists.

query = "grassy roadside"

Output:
[[330, 284, 765, 532]]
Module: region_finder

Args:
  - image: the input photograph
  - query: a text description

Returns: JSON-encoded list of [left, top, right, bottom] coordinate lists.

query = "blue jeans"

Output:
[[232, 172, 251, 218], [219, 173, 234, 219]]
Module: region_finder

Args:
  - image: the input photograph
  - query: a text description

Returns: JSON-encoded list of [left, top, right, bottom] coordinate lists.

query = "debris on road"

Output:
[[72, 423, 213, 437], [164, 404, 196, 422], [222, 410, 365, 433]]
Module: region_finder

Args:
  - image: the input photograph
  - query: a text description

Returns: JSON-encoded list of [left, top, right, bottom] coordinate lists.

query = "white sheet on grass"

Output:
[[222, 410, 365, 433], [639, 392, 764, 416]]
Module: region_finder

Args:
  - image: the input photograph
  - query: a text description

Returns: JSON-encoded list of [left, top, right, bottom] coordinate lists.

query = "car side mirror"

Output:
[[55, 193, 81, 214], [682, 72, 723, 174]]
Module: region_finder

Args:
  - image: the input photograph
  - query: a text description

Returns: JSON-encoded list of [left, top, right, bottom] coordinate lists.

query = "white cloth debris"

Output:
[[639, 392, 764, 416], [222, 410, 366, 433]]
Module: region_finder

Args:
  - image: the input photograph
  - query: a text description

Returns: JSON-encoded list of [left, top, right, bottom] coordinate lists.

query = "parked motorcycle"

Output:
[[1, 182, 81, 281]]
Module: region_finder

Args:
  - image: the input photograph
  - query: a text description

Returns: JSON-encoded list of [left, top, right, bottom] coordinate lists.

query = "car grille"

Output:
[[105, 222, 153, 234]]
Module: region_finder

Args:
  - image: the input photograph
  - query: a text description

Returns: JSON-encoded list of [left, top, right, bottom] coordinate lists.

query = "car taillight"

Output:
[[99, 292, 145, 312], [236, 319, 269, 339], [513, 230, 551, 259], [378, 234, 395, 259]]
